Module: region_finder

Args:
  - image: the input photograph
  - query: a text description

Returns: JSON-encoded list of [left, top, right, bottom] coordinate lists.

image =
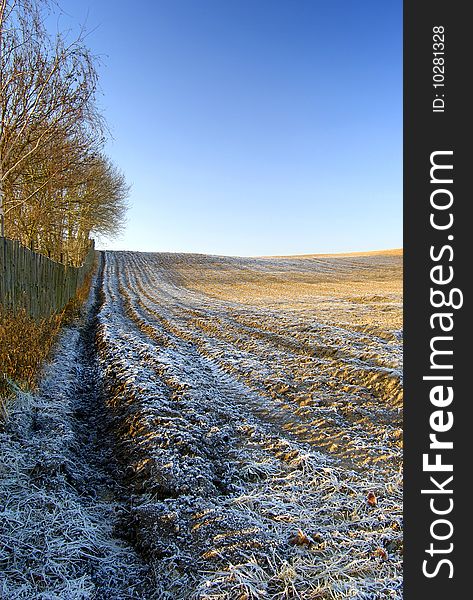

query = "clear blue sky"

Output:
[[55, 0, 402, 256]]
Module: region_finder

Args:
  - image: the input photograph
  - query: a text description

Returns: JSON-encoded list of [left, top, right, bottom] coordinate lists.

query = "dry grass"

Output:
[[0, 264, 95, 419], [167, 251, 403, 332], [93, 250, 403, 598], [0, 310, 63, 408]]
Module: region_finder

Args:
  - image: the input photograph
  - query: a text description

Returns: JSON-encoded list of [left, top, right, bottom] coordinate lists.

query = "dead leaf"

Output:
[[289, 529, 315, 547]]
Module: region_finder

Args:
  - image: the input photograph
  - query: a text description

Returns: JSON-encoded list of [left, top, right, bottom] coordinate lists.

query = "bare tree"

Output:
[[0, 0, 129, 263], [1, 0, 103, 233]]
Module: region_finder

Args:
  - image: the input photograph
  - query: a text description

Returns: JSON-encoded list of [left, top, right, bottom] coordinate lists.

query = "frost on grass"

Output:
[[0, 285, 150, 599], [1, 250, 403, 598], [93, 251, 403, 598]]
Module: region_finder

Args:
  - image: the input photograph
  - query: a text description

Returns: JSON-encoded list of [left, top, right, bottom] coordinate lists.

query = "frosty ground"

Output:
[[0, 250, 403, 599]]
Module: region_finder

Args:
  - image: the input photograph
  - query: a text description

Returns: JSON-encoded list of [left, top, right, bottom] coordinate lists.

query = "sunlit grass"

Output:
[[0, 266, 94, 419]]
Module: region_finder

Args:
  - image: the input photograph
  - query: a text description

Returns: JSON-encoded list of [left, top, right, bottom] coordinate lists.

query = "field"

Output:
[[0, 250, 403, 599]]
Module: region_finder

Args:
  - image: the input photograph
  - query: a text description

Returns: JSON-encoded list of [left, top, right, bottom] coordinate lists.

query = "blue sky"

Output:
[[54, 0, 402, 256]]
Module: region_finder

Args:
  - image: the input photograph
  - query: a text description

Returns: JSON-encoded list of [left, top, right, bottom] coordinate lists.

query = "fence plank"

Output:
[[0, 238, 96, 319]]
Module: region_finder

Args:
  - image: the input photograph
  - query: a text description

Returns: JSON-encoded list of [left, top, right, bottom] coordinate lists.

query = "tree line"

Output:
[[0, 0, 128, 265]]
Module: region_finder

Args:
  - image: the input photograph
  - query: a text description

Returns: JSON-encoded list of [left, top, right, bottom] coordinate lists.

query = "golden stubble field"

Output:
[[95, 249, 403, 598]]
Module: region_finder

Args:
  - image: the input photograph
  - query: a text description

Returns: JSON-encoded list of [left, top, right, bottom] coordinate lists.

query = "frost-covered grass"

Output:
[[94, 250, 403, 598], [0, 274, 151, 599], [1, 250, 403, 598]]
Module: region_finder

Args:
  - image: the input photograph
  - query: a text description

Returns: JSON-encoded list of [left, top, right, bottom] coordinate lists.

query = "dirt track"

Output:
[[1, 250, 403, 599]]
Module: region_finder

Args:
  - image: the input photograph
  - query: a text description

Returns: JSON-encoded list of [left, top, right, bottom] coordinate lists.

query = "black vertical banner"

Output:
[[404, 1, 469, 598]]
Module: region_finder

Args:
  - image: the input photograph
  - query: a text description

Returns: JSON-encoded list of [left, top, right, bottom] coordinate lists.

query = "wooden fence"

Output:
[[0, 237, 96, 319]]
